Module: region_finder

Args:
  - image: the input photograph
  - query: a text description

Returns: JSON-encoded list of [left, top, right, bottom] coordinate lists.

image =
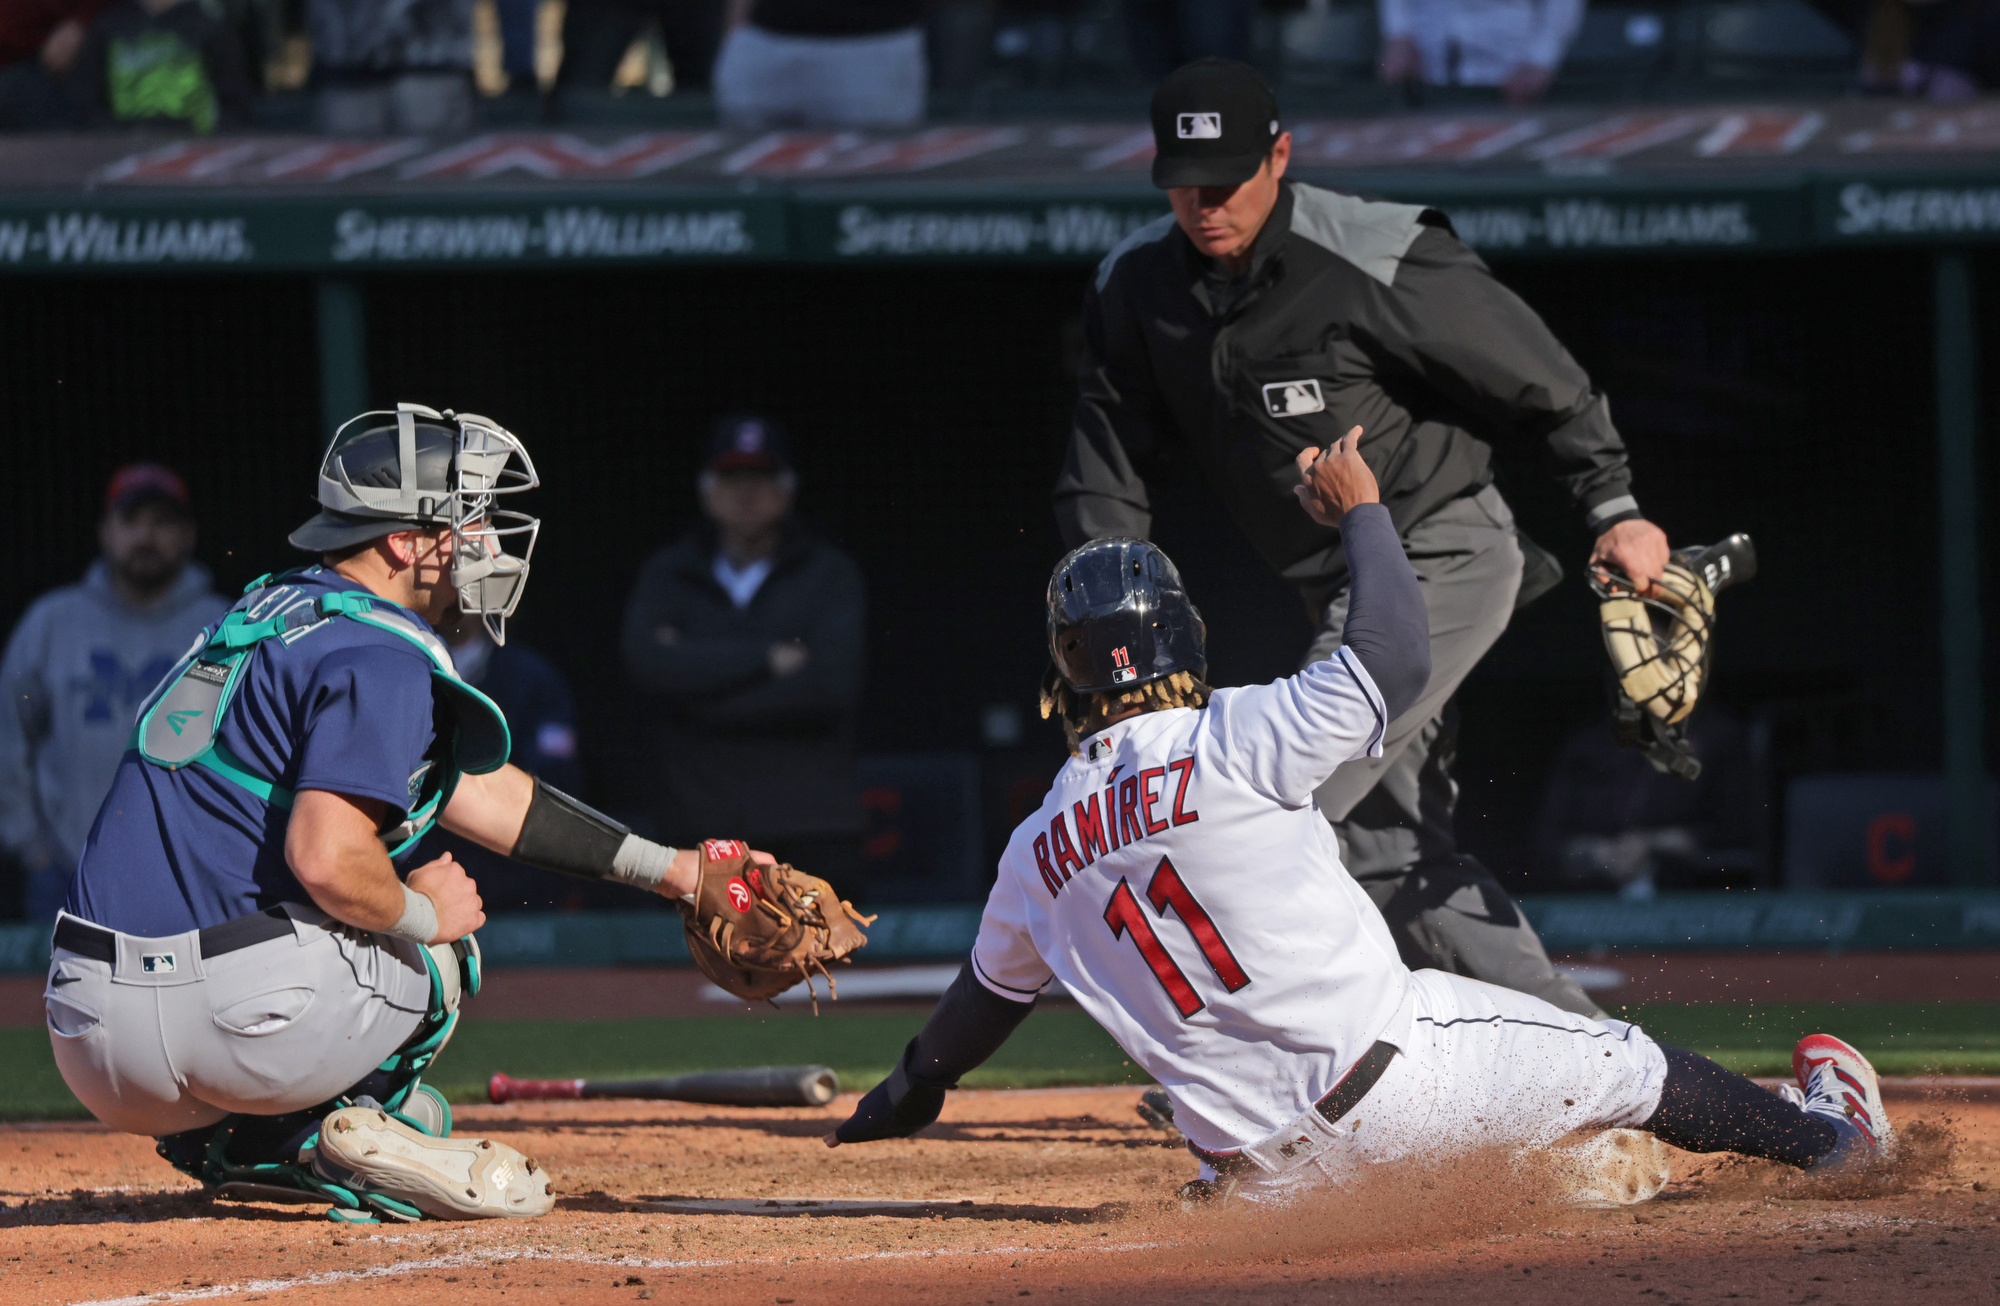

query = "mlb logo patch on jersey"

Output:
[[141, 953, 177, 974], [1087, 736, 1116, 762], [1262, 379, 1325, 417], [1177, 112, 1222, 139]]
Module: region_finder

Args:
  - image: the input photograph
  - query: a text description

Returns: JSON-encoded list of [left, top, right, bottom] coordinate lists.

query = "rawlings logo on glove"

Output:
[[679, 842, 875, 1010]]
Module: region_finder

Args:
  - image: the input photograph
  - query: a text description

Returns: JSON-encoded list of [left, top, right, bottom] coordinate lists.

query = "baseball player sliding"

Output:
[[830, 428, 1891, 1202], [45, 405, 794, 1224]]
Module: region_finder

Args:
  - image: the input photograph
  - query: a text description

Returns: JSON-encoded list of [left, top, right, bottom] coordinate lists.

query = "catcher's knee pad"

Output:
[[425, 934, 482, 1015]]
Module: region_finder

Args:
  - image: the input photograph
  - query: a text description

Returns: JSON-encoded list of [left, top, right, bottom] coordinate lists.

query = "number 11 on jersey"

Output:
[[1103, 856, 1250, 1018]]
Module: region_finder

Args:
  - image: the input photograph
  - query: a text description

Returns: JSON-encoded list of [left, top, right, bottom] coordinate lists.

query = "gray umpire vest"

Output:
[[132, 572, 510, 856]]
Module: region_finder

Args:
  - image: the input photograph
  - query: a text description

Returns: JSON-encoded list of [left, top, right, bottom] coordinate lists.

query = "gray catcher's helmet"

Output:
[[289, 402, 540, 645]]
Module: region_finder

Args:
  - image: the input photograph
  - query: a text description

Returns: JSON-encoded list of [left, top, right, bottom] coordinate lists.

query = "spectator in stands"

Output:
[[1829, 0, 2000, 99], [1377, 0, 1583, 105], [495, 0, 542, 96], [307, 0, 475, 134], [556, 0, 725, 96], [620, 415, 867, 888], [1123, 0, 1254, 80], [66, 0, 254, 133], [711, 0, 927, 126], [0, 0, 106, 128], [0, 465, 227, 920], [1531, 707, 1764, 899], [416, 613, 601, 912]]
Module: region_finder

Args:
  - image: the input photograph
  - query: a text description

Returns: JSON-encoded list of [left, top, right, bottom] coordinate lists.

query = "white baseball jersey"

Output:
[[971, 650, 1414, 1154]]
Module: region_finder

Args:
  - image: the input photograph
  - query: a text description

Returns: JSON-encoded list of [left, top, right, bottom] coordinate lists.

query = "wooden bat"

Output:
[[488, 1065, 839, 1107]]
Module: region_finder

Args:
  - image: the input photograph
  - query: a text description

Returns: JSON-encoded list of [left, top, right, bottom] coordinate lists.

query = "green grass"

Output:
[[3, 1001, 1995, 1120], [1611, 1001, 2000, 1078]]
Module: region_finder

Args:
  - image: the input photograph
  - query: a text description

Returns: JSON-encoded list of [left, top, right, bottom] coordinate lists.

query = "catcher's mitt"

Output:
[[1587, 533, 1756, 782], [679, 840, 875, 1010]]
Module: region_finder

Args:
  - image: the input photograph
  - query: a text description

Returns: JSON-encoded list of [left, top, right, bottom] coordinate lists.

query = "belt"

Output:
[[53, 907, 295, 966], [1186, 1039, 1399, 1179]]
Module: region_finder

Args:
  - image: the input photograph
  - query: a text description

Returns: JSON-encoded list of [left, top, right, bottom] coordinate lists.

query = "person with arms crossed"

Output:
[[1056, 57, 1674, 1019], [831, 431, 1892, 1204], [50, 405, 771, 1224]]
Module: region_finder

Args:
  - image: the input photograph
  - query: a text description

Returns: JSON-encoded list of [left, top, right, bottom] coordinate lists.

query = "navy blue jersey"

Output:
[[70, 568, 442, 935]]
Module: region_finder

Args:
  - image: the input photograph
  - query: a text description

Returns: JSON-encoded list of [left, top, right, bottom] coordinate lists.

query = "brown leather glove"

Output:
[[678, 840, 875, 1009]]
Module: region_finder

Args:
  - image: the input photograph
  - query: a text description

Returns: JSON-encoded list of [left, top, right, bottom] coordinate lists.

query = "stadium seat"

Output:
[[1280, 0, 1379, 86], [1699, 0, 1855, 83], [1546, 5, 1676, 100]]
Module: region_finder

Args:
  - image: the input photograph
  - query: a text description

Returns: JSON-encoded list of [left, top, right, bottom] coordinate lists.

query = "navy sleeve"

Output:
[[294, 644, 438, 815], [833, 961, 1037, 1143], [1337, 503, 1430, 720]]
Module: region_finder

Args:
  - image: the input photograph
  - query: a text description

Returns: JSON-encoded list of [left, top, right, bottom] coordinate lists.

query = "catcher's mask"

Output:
[[289, 403, 540, 645], [1588, 533, 1755, 781], [1046, 537, 1206, 695]]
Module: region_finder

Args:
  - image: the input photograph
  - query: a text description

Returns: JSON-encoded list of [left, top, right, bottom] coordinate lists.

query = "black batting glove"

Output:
[[827, 1039, 949, 1145]]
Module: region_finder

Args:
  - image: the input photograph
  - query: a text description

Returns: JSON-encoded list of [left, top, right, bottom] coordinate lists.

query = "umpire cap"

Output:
[[1047, 538, 1206, 695], [1149, 58, 1282, 189]]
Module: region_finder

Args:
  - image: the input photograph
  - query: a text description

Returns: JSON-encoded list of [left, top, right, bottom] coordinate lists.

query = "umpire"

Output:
[[1054, 59, 1671, 1018]]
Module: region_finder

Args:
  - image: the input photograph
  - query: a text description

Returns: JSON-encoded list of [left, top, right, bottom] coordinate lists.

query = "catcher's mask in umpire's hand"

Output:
[[1047, 538, 1206, 694]]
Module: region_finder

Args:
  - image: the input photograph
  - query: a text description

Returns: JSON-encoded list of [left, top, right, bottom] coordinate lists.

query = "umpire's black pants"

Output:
[[1303, 485, 1604, 1019]]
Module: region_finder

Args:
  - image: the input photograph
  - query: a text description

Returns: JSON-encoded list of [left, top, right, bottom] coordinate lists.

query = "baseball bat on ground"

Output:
[[489, 1065, 839, 1107]]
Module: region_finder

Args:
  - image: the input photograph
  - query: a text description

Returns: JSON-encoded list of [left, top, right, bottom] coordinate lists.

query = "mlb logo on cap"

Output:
[[1177, 112, 1222, 139]]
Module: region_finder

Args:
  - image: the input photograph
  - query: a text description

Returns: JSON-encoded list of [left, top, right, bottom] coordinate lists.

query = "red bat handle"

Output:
[[488, 1072, 586, 1103]]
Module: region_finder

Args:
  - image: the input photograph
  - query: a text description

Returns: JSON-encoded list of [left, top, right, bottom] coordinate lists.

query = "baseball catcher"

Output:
[[1590, 533, 1756, 781], [830, 428, 1891, 1206], [48, 404, 867, 1224]]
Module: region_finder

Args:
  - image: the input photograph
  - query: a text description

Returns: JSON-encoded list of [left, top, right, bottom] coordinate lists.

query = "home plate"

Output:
[[640, 1196, 1127, 1222], [642, 1197, 990, 1217]]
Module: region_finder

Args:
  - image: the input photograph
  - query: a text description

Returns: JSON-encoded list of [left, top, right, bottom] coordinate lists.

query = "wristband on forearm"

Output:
[[389, 883, 439, 943], [510, 775, 677, 891]]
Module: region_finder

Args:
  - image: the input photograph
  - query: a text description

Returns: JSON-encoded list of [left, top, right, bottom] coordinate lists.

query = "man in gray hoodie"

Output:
[[0, 464, 227, 919]]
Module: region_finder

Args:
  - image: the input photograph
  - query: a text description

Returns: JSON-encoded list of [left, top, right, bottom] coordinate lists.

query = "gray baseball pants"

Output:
[[46, 904, 433, 1137], [1304, 486, 1603, 1019]]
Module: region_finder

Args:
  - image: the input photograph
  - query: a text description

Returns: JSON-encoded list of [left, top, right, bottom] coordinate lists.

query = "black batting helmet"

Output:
[[1047, 538, 1206, 695]]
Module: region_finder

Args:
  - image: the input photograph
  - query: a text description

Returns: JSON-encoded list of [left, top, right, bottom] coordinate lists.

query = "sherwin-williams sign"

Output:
[[0, 196, 787, 270]]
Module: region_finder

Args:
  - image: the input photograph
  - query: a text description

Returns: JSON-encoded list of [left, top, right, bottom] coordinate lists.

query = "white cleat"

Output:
[[313, 1106, 556, 1220], [1553, 1128, 1672, 1207], [1793, 1034, 1892, 1168]]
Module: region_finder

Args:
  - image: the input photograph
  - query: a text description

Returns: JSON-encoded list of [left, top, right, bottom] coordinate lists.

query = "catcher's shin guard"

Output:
[[311, 1106, 555, 1220]]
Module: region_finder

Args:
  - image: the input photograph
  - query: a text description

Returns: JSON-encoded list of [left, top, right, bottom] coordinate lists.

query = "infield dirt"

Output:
[[0, 1086, 1993, 1306]]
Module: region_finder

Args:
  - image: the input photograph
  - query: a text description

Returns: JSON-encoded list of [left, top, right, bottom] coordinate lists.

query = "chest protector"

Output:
[[132, 573, 511, 857]]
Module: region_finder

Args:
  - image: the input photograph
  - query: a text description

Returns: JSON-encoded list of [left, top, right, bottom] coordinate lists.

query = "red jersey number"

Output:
[[1102, 856, 1249, 1019]]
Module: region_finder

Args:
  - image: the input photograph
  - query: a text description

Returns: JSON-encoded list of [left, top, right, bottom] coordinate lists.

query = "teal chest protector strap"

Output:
[[134, 576, 511, 857]]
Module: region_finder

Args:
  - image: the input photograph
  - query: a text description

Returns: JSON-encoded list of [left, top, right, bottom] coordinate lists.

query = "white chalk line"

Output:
[[63, 1236, 1168, 1306]]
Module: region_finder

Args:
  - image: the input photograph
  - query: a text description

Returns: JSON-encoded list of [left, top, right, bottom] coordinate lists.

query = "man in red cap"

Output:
[[0, 464, 227, 917]]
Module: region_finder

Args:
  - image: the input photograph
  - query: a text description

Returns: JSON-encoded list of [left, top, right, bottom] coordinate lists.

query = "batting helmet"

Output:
[[289, 403, 540, 645], [1047, 538, 1206, 695]]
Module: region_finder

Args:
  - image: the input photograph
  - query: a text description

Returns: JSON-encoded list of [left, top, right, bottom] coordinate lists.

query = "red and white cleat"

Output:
[[1792, 1034, 1892, 1169]]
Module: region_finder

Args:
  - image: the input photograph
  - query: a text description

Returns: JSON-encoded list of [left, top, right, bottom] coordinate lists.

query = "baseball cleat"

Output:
[[1553, 1128, 1672, 1207], [1137, 1087, 1177, 1133], [1793, 1034, 1892, 1169], [312, 1107, 555, 1220]]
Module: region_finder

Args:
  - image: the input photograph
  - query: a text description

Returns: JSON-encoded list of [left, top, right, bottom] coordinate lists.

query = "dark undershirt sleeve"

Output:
[[833, 961, 1037, 1143], [1335, 503, 1430, 720]]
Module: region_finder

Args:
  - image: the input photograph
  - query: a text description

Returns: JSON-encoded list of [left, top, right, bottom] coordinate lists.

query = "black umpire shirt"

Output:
[[1054, 180, 1645, 591]]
